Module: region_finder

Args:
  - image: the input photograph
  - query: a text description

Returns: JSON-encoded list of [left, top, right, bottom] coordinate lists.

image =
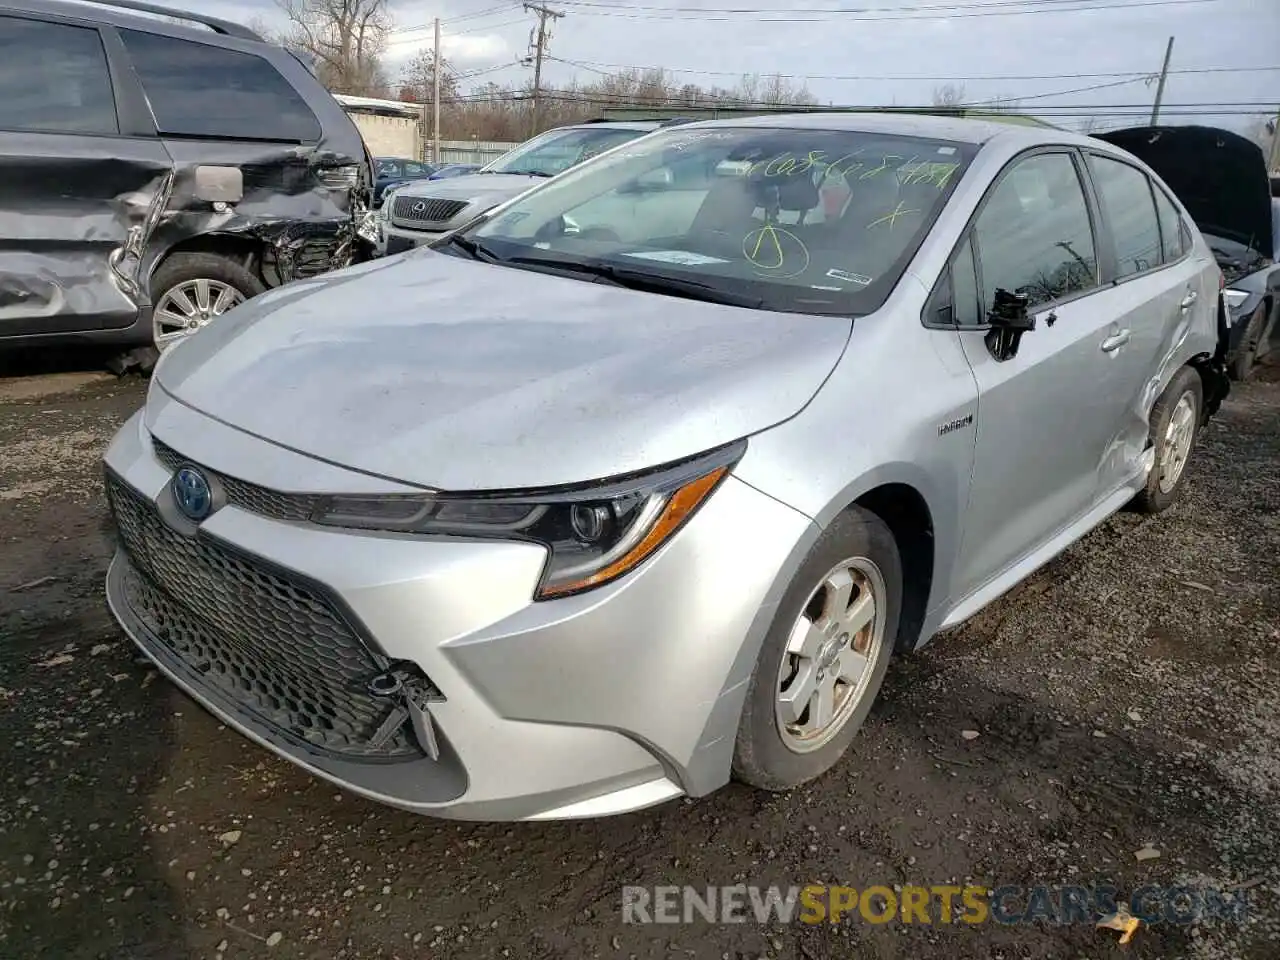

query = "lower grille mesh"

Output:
[[106, 472, 419, 762]]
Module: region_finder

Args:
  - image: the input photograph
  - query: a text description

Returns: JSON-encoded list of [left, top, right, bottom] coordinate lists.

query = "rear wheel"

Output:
[[1132, 365, 1203, 515], [732, 507, 902, 791], [151, 253, 264, 353]]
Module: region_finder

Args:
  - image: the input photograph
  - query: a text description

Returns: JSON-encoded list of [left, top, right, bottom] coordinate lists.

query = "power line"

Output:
[[551, 56, 1160, 101], [394, 4, 524, 35], [452, 17, 530, 34], [975, 76, 1154, 102], [556, 58, 1280, 83], [444, 86, 1275, 113], [552, 0, 1209, 11], [441, 3, 523, 25], [546, 0, 1226, 20], [387, 17, 528, 47]]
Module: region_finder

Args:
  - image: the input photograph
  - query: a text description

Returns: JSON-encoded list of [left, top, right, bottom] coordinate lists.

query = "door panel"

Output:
[[0, 15, 171, 337], [950, 150, 1123, 601]]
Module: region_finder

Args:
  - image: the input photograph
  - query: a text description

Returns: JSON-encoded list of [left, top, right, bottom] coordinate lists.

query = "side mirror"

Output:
[[984, 287, 1035, 361], [621, 167, 674, 193]]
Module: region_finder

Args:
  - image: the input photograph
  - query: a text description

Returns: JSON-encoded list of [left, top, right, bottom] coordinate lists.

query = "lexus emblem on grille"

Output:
[[172, 466, 213, 522], [410, 200, 427, 215]]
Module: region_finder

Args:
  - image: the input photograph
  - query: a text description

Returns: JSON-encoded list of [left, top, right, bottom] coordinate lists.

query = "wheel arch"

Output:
[[807, 462, 952, 655], [145, 233, 269, 296]]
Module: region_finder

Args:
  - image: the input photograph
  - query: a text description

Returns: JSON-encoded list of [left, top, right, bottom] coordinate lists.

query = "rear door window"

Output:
[[1088, 154, 1162, 278], [0, 15, 117, 134], [1152, 184, 1188, 263], [119, 30, 321, 142]]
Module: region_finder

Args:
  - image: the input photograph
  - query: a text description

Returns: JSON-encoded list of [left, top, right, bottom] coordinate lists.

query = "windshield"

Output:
[[482, 126, 651, 177], [459, 125, 976, 315]]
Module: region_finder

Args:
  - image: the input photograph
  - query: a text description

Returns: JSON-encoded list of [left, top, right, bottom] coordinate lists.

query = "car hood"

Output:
[[389, 172, 542, 205], [1095, 125, 1274, 259], [153, 251, 852, 491]]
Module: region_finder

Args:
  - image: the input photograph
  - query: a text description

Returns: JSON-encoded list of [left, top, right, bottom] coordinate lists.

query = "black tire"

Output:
[[149, 252, 265, 353], [1228, 304, 1266, 382], [732, 507, 902, 791], [1131, 365, 1203, 515]]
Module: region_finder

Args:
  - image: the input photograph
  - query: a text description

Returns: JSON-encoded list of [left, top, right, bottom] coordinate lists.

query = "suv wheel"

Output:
[[151, 253, 265, 352], [1132, 365, 1203, 514], [732, 507, 902, 791]]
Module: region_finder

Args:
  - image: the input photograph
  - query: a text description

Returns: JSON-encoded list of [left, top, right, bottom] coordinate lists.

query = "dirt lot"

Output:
[[1, 350, 1277, 960]]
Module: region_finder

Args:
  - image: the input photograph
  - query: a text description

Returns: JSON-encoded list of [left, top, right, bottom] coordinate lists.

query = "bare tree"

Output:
[[276, 0, 391, 96], [245, 15, 278, 41], [399, 48, 459, 105], [931, 83, 967, 109]]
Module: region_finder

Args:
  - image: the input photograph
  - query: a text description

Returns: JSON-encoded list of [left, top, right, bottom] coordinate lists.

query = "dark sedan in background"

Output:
[[373, 157, 436, 206], [1097, 126, 1279, 380]]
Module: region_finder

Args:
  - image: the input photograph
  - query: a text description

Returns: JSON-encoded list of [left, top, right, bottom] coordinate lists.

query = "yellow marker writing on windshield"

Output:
[[742, 224, 810, 278], [867, 201, 921, 230]]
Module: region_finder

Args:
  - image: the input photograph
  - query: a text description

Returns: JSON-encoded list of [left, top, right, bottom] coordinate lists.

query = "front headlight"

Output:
[[1224, 289, 1249, 311], [310, 441, 745, 599], [380, 187, 403, 219]]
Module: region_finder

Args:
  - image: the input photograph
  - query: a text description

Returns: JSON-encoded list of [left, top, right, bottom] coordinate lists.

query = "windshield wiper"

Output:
[[503, 256, 765, 309], [500, 169, 554, 178], [437, 234, 501, 262]]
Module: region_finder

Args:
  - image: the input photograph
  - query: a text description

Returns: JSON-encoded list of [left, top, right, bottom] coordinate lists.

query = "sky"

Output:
[[168, 0, 1276, 136]]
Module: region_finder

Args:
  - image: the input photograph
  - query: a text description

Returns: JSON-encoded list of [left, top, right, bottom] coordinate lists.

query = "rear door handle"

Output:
[[1180, 291, 1198, 310], [1101, 329, 1131, 352]]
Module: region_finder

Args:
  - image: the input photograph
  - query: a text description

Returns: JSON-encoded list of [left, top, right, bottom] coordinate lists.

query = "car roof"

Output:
[[4, 0, 267, 44], [663, 111, 1090, 148]]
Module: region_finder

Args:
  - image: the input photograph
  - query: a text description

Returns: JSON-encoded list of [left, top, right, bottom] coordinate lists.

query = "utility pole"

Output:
[[1150, 36, 1174, 125], [523, 2, 563, 138], [432, 16, 441, 167]]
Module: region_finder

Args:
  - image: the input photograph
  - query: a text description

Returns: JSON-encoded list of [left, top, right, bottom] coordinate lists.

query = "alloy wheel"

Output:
[[153, 279, 244, 351], [774, 557, 887, 753], [1157, 390, 1197, 494]]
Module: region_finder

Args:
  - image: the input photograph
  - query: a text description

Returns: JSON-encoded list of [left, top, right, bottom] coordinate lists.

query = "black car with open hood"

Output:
[[0, 0, 374, 371], [1096, 125, 1279, 380]]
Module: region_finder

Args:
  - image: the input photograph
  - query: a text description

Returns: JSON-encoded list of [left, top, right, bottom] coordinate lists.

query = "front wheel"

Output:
[[1132, 365, 1203, 515], [732, 507, 902, 791]]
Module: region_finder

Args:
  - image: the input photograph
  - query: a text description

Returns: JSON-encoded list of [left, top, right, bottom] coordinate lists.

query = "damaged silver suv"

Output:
[[0, 0, 372, 368]]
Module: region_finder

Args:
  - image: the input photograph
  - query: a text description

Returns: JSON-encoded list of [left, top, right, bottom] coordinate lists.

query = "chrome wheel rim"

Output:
[[153, 279, 244, 351], [1157, 391, 1196, 493], [775, 557, 887, 754]]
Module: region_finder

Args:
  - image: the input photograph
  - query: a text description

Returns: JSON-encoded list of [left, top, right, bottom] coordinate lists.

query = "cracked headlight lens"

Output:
[[310, 440, 745, 599]]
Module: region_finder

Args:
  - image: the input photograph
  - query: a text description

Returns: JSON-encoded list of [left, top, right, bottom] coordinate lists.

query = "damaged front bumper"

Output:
[[101, 406, 814, 821]]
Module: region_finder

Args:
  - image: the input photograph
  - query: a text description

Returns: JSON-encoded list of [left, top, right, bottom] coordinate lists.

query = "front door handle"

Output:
[[1101, 329, 1131, 352], [1180, 291, 1198, 310]]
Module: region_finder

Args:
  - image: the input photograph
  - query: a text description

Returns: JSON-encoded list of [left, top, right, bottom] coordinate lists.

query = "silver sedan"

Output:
[[103, 113, 1227, 821]]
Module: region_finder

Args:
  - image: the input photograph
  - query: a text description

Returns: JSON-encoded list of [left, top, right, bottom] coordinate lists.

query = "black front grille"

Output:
[[152, 438, 316, 523], [391, 195, 468, 225], [105, 472, 420, 762]]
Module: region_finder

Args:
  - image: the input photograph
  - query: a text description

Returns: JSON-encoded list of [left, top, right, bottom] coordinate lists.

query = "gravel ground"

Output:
[[0, 350, 1277, 960]]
